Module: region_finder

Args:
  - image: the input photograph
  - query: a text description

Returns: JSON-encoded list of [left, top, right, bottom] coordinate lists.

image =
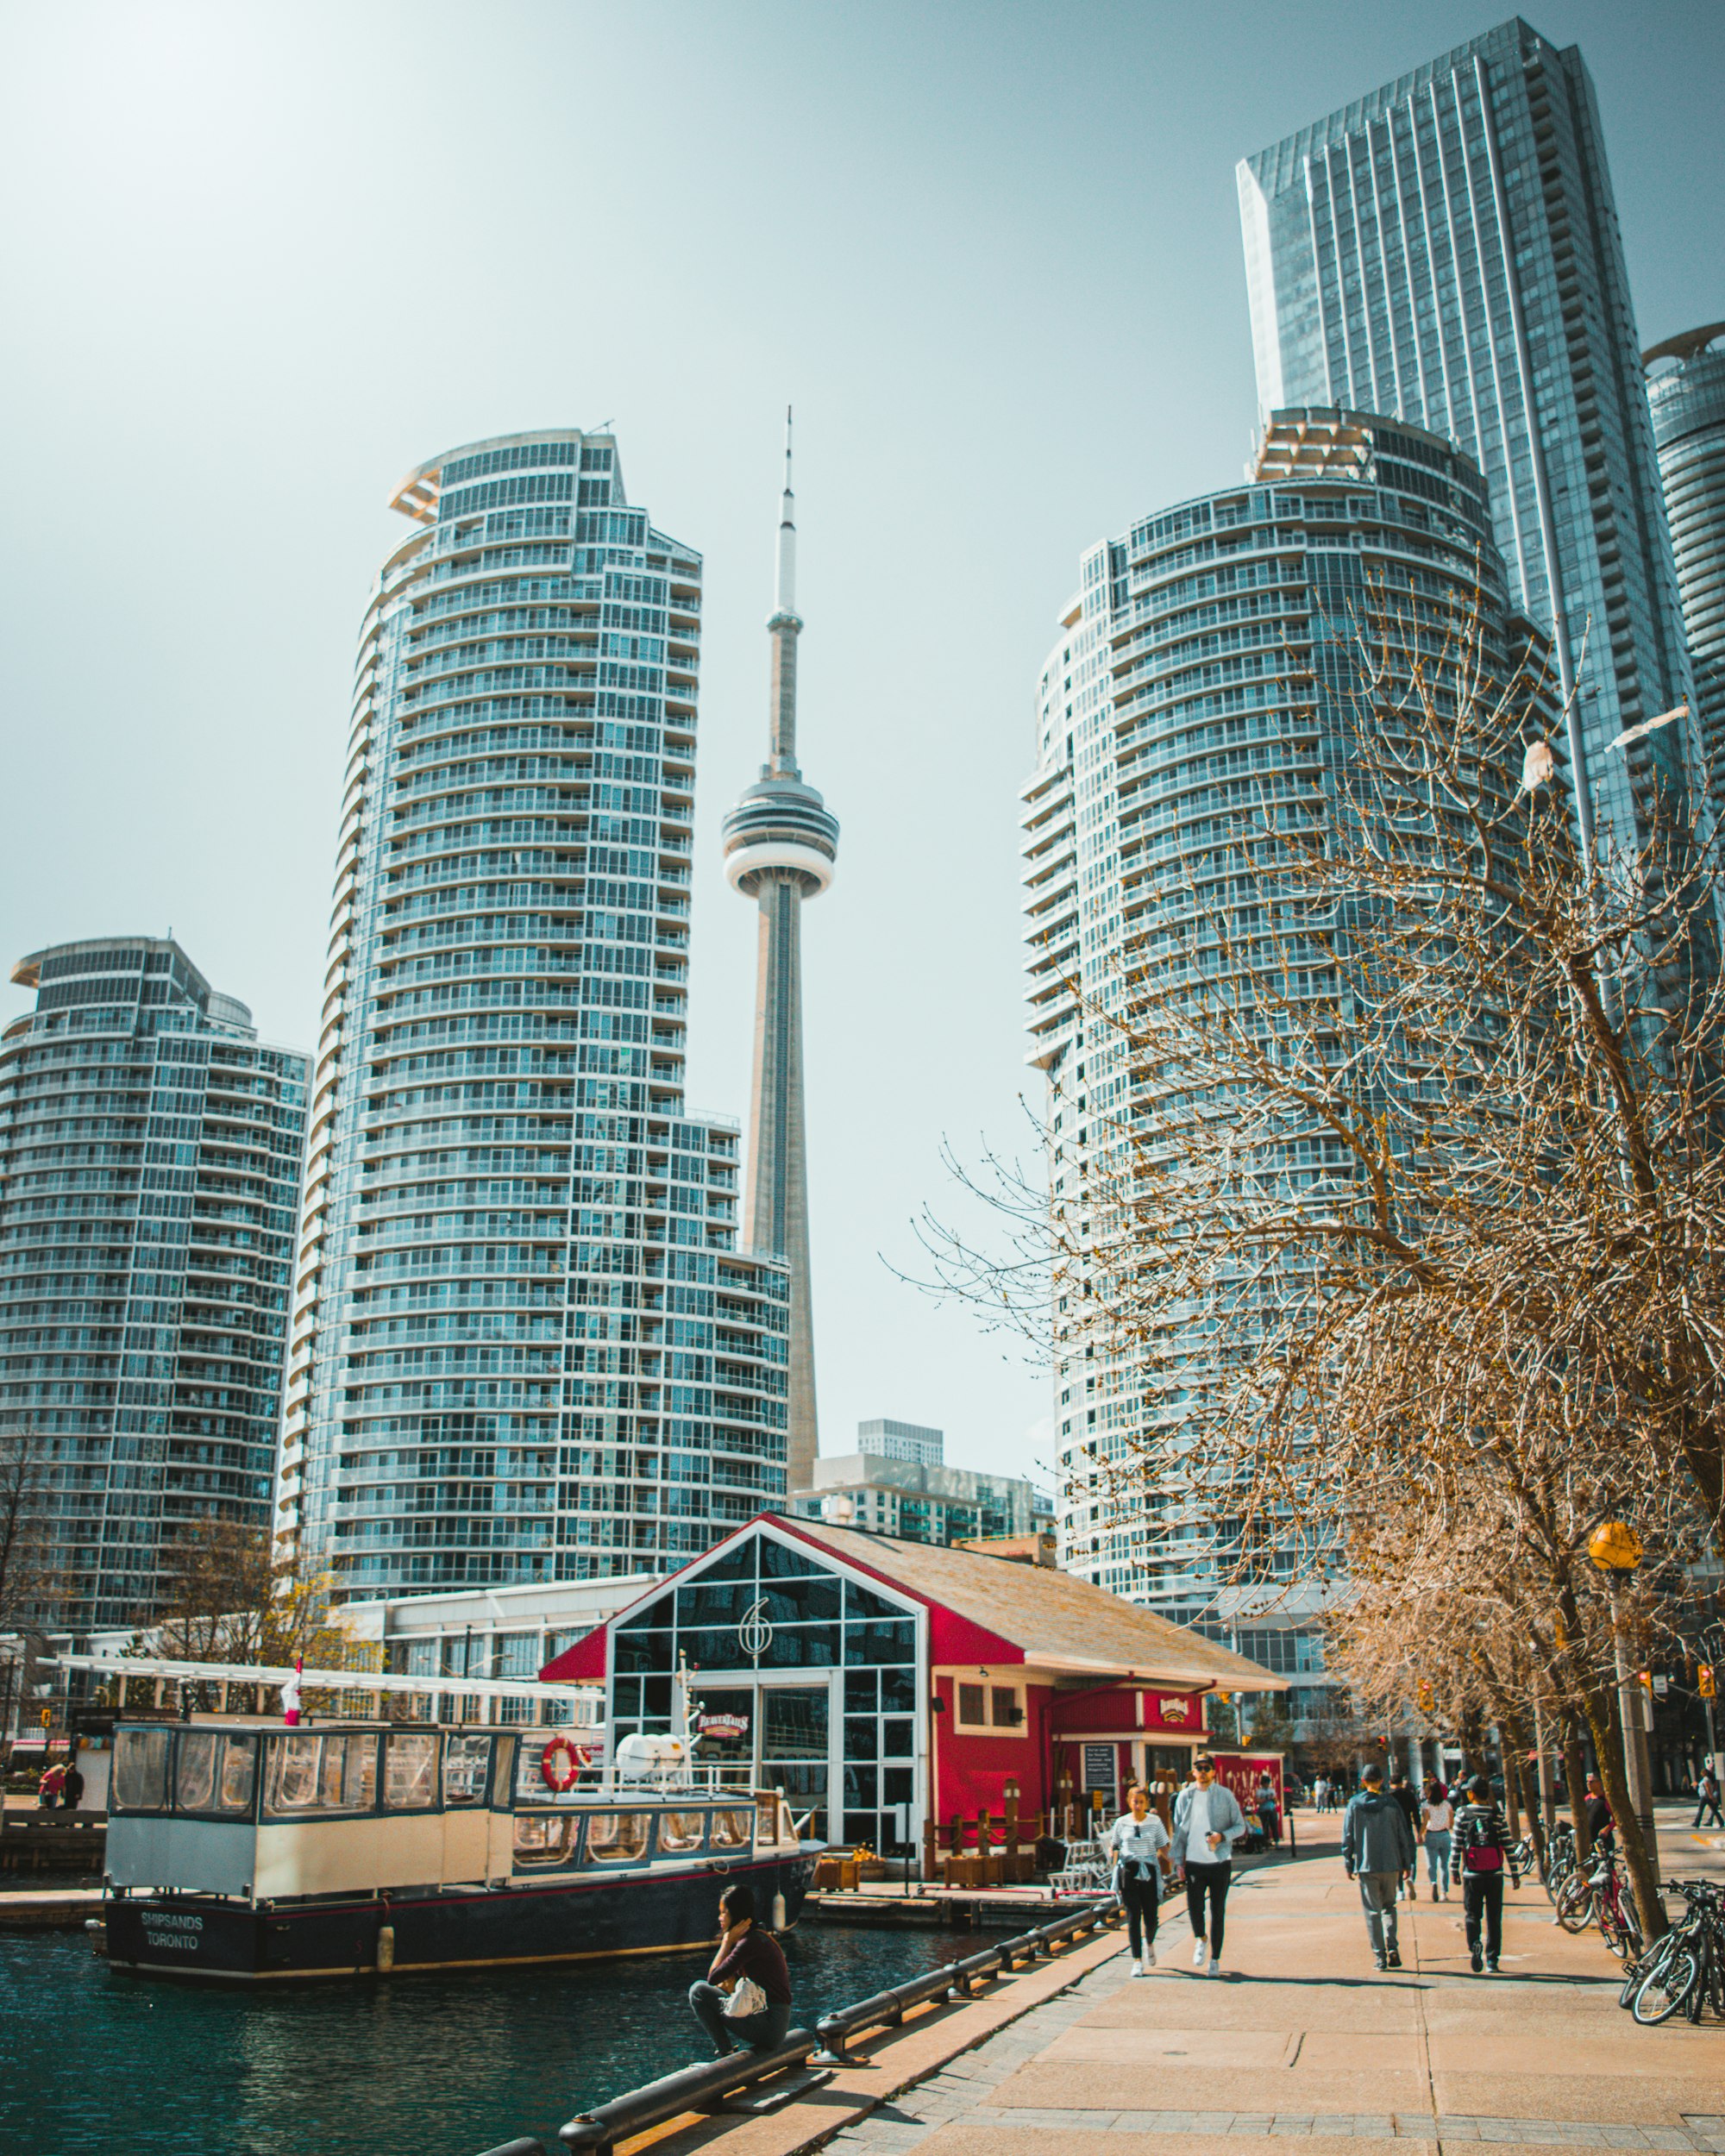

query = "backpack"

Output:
[[1460, 1809, 1502, 1873]]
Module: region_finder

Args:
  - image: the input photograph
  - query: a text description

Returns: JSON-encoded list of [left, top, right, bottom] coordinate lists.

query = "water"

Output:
[[1, 1917, 978, 2156]]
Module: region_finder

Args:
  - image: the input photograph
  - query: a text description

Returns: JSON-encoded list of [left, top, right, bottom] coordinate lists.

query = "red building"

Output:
[[541, 1513, 1285, 1853]]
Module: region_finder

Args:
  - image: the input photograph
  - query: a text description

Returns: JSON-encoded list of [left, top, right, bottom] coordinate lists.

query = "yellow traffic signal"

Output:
[[1415, 1678, 1434, 1714], [1701, 1664, 1717, 1700]]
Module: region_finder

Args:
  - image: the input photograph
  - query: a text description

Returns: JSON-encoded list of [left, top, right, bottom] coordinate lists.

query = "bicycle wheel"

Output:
[[1555, 1874, 1595, 1934], [1620, 1933, 1672, 2009], [1631, 1944, 1700, 2024], [1598, 1892, 1634, 1959]]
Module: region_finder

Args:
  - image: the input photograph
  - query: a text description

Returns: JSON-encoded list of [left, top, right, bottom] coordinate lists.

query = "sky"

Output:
[[2, 0, 1721, 1492]]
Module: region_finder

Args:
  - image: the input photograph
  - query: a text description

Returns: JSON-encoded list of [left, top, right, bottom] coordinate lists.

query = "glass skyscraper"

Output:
[[1021, 410, 1550, 1711], [1238, 17, 1699, 865], [0, 937, 307, 1630], [1646, 326, 1725, 821], [277, 430, 792, 1597]]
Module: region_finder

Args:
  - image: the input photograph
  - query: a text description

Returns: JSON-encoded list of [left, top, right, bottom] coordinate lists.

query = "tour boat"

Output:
[[98, 1718, 816, 1982]]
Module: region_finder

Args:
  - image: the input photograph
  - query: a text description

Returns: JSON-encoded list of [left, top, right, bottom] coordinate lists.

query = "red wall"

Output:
[[931, 1675, 1054, 1831]]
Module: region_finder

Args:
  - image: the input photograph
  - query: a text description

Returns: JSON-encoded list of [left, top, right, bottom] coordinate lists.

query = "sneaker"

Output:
[[1143, 1945, 1157, 1968], [1374, 1954, 1388, 1971], [1429, 1883, 1439, 1902], [1485, 1959, 1499, 1975], [1130, 1958, 1144, 1977], [1470, 1942, 1484, 1973], [1208, 1957, 1221, 1978], [1386, 1948, 1402, 1968], [1192, 1939, 1208, 1969]]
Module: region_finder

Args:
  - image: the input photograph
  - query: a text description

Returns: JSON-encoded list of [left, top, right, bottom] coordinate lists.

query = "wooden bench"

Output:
[[0, 1814, 107, 1876]]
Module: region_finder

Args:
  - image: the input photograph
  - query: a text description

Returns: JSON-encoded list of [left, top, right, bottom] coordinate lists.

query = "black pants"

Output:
[[1118, 1868, 1160, 1958], [1692, 1795, 1723, 1827], [1462, 1872, 1503, 1963], [1184, 1861, 1232, 1959]]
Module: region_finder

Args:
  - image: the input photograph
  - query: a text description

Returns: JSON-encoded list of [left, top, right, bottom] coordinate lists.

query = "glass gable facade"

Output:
[[608, 1524, 920, 1850]]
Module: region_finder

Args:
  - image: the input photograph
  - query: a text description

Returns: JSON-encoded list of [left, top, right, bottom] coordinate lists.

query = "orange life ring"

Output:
[[540, 1736, 587, 1791]]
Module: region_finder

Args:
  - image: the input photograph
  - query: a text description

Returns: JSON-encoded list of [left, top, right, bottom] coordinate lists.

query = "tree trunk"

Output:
[[1578, 1685, 1665, 1942], [1502, 1710, 1546, 1878], [1563, 1722, 1592, 1858]]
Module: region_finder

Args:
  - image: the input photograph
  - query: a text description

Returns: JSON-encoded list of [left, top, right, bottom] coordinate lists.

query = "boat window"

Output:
[[175, 1730, 218, 1812], [585, 1811, 650, 1863], [712, 1807, 751, 1850], [443, 1733, 492, 1808], [267, 1733, 324, 1814], [658, 1808, 706, 1853], [217, 1735, 257, 1814], [385, 1732, 439, 1810], [113, 1728, 171, 1813], [756, 1796, 778, 1846], [265, 1733, 379, 1817], [514, 1733, 595, 1803], [513, 1812, 580, 1867]]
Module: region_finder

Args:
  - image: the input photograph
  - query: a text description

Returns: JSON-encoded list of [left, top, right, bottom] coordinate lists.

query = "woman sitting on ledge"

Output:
[[688, 1883, 793, 2059]]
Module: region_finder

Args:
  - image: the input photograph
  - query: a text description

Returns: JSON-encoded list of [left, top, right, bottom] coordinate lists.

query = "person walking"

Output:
[[60, 1758, 85, 1811], [1389, 1774, 1421, 1899], [1170, 1752, 1247, 1978], [1107, 1783, 1171, 1975], [1312, 1775, 1328, 1816], [1342, 1764, 1416, 1970], [687, 1884, 792, 2058], [1583, 1773, 1615, 1856], [35, 1759, 65, 1808], [1254, 1772, 1280, 1851], [1420, 1779, 1453, 1902], [1451, 1773, 1518, 1974], [1690, 1765, 1722, 1829]]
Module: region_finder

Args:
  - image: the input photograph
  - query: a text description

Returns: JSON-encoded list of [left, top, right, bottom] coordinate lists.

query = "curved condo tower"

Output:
[[722, 418, 837, 1493], [278, 431, 792, 1595]]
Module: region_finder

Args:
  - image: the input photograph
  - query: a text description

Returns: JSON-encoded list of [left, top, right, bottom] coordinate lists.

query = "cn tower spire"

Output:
[[721, 413, 838, 1495]]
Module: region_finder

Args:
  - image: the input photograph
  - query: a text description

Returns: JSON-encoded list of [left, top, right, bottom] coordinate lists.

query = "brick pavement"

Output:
[[807, 1822, 1725, 2156]]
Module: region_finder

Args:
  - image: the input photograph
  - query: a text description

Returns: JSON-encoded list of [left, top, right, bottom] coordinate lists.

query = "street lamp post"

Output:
[[1589, 1521, 1659, 1882]]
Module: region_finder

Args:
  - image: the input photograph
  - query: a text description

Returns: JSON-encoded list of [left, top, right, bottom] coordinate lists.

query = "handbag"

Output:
[[723, 1976, 768, 2019]]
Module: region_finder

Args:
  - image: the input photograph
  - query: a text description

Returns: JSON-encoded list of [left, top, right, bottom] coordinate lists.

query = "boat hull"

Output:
[[104, 1851, 816, 1981]]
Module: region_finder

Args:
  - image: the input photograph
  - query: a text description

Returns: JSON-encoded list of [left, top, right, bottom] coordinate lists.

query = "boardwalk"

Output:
[[799, 1819, 1725, 2156]]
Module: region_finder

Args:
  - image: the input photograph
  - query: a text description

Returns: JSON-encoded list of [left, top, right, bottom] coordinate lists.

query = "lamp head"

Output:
[[1588, 1520, 1643, 1572]]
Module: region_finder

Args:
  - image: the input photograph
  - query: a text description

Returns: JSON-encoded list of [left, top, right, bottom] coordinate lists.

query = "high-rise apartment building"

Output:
[[1021, 410, 1548, 1705], [0, 937, 307, 1630], [722, 420, 837, 1493], [1238, 17, 1699, 865], [278, 430, 791, 1596], [1646, 326, 1725, 819]]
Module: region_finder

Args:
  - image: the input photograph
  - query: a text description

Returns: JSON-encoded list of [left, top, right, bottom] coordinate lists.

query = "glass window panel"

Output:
[[712, 1807, 752, 1849], [843, 1579, 903, 1621], [843, 1764, 878, 1807], [343, 1734, 379, 1808], [761, 1623, 838, 1668], [642, 1677, 674, 1719], [174, 1730, 218, 1812], [443, 1733, 492, 1807], [957, 1683, 986, 1727], [513, 1813, 580, 1867], [755, 1796, 778, 1846], [658, 1808, 706, 1852], [843, 1811, 879, 1846], [883, 1766, 913, 1805], [619, 1590, 677, 1632], [844, 1622, 915, 1665], [880, 1667, 916, 1713], [112, 1729, 170, 1812], [586, 1811, 650, 1862], [844, 1669, 878, 1713], [319, 1735, 348, 1808], [844, 1716, 876, 1761], [760, 1539, 822, 1578], [612, 1677, 642, 1720], [678, 1627, 743, 1670], [217, 1735, 257, 1814], [615, 1630, 674, 1674], [881, 1718, 914, 1758], [758, 1576, 841, 1624], [761, 1687, 828, 1758], [676, 1581, 754, 1626], [267, 1733, 324, 1814], [990, 1689, 1021, 1728], [384, 1732, 438, 1809], [692, 1539, 756, 1584]]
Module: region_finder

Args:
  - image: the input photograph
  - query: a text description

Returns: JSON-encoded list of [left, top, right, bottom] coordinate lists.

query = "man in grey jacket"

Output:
[[1341, 1764, 1417, 1970]]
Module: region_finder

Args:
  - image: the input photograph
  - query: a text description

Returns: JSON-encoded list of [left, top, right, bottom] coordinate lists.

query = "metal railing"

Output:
[[812, 1896, 1120, 2061], [467, 1896, 1121, 2154]]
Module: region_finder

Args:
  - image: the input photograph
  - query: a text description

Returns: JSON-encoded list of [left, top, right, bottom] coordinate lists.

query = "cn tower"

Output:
[[722, 412, 837, 1492]]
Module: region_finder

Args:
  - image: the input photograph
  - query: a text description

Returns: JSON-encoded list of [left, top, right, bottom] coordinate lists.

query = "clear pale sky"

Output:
[[3, 2, 1721, 1490]]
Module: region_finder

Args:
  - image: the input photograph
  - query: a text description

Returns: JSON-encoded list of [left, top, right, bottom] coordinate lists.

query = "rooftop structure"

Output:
[[1646, 325, 1725, 824], [787, 1450, 1052, 1548], [856, 1417, 944, 1466]]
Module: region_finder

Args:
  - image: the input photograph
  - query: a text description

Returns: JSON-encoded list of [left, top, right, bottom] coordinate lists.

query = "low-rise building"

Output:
[[788, 1445, 1052, 1549]]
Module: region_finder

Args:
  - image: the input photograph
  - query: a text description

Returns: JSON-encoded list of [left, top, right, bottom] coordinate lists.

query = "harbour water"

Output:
[[2, 1918, 978, 2155]]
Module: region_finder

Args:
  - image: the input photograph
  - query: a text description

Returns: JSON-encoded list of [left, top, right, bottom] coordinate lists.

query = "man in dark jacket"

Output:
[[1450, 1774, 1519, 1973], [1342, 1764, 1417, 1969], [688, 1884, 793, 2057]]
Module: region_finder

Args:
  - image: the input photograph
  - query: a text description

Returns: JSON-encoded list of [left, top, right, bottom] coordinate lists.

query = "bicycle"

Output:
[[1539, 1818, 1578, 1906], [1555, 1845, 1642, 1960], [1628, 1879, 1725, 2025]]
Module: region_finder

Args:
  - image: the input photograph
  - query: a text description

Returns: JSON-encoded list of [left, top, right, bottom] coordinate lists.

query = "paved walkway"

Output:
[[811, 1829, 1725, 2156]]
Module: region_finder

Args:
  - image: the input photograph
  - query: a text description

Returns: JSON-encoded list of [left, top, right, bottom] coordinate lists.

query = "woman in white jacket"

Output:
[[1168, 1753, 1248, 1977]]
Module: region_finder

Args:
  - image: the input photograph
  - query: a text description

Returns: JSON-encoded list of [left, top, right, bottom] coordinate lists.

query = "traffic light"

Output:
[[1416, 1678, 1434, 1714], [1635, 1669, 1653, 1693], [1701, 1664, 1717, 1701]]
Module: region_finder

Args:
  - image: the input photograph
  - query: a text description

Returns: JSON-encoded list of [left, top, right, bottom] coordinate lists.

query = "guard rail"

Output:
[[556, 2029, 819, 2154]]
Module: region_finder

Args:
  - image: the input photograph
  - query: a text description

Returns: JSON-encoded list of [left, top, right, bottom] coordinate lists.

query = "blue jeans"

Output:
[[689, 1979, 791, 2057], [1425, 1830, 1452, 1890]]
